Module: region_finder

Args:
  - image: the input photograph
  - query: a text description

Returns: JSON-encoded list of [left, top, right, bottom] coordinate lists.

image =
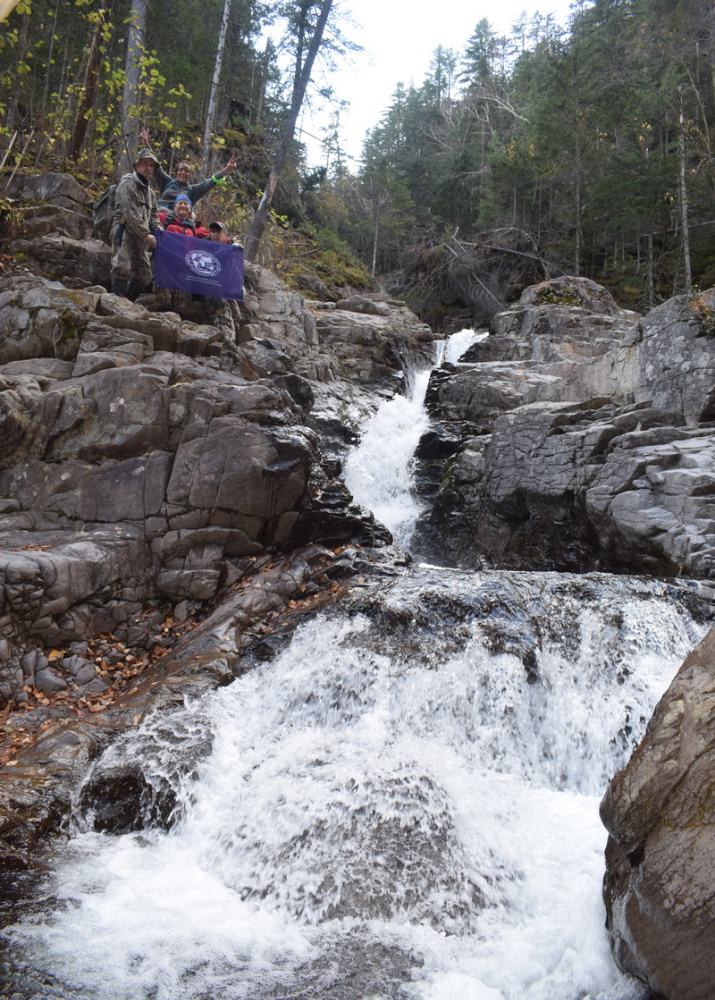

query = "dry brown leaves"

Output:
[[0, 610, 201, 766]]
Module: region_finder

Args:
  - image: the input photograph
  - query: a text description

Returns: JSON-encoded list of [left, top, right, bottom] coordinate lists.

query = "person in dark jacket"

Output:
[[110, 146, 162, 301], [140, 129, 237, 211]]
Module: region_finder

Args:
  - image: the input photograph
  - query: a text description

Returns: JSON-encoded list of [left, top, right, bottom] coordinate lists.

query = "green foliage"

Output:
[[4, 0, 715, 307], [331, 0, 715, 300], [688, 291, 715, 337], [537, 284, 581, 307]]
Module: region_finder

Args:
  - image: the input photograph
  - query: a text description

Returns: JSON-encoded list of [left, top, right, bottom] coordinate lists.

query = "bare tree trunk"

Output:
[[245, 0, 334, 261], [119, 0, 148, 172], [647, 233, 655, 311], [40, 0, 61, 121], [679, 91, 692, 294], [202, 0, 232, 169], [71, 5, 112, 162], [573, 134, 581, 276], [5, 9, 29, 131]]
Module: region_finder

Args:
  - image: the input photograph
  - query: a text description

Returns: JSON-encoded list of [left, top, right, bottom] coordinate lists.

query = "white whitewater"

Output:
[[343, 328, 487, 548], [8, 580, 701, 1000], [6, 329, 701, 1000], [343, 367, 432, 548]]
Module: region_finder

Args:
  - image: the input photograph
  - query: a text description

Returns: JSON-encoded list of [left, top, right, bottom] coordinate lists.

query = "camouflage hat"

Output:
[[134, 147, 159, 167]]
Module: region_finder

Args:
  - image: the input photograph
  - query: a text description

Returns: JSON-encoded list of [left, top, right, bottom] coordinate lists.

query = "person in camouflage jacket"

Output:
[[110, 147, 162, 301]]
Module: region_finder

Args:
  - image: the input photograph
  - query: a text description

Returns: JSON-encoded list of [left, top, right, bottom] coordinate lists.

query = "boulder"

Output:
[[601, 626, 715, 1000], [311, 299, 436, 382], [12, 235, 111, 287], [477, 276, 638, 366], [336, 294, 392, 317]]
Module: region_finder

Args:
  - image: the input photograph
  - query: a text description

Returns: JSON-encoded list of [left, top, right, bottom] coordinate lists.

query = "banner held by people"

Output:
[[153, 229, 243, 300]]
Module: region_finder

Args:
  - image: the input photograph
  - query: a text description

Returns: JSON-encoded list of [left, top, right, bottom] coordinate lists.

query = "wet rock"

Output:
[[78, 765, 178, 834], [601, 626, 715, 1000]]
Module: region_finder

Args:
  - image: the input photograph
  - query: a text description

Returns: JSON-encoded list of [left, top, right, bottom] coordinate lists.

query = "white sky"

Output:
[[298, 0, 579, 168]]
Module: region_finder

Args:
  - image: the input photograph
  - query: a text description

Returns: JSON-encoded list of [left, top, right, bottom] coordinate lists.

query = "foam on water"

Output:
[[343, 367, 432, 547], [7, 577, 705, 1000], [344, 327, 488, 548], [442, 327, 488, 364]]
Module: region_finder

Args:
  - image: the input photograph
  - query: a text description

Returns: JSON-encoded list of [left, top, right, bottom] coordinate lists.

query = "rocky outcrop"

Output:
[[0, 275, 321, 702], [0, 173, 427, 874], [414, 279, 715, 578], [0, 244, 436, 708], [465, 276, 638, 365], [601, 626, 715, 1000], [309, 296, 435, 382], [3, 171, 93, 243]]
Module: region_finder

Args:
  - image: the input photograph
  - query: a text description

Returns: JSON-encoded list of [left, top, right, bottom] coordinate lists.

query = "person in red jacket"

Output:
[[207, 220, 243, 246], [164, 194, 210, 239], [199, 220, 242, 337]]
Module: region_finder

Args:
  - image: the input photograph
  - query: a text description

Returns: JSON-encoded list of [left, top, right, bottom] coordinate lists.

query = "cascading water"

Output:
[[4, 329, 712, 1000], [342, 367, 432, 549], [343, 329, 487, 548]]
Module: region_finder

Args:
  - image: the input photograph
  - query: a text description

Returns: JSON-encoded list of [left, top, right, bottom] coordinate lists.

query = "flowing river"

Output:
[[3, 331, 712, 1000]]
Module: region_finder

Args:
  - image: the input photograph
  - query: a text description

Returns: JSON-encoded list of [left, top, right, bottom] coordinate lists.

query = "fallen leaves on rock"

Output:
[[0, 609, 202, 766], [0, 545, 359, 768]]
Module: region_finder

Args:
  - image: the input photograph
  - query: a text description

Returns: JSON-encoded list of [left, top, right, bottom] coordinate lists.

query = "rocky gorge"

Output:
[[0, 173, 714, 1000]]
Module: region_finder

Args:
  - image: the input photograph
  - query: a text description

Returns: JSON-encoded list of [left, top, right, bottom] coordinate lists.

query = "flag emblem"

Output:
[[185, 249, 222, 277]]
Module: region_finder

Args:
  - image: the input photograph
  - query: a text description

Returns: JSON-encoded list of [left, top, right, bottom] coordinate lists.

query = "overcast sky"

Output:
[[297, 0, 581, 167]]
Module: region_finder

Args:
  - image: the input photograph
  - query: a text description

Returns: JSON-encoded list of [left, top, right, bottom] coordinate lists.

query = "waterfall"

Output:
[[343, 367, 432, 548], [344, 329, 487, 547], [4, 329, 709, 1000]]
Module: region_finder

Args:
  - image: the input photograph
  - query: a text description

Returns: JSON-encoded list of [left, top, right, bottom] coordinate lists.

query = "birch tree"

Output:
[[119, 0, 148, 171], [202, 0, 232, 169], [245, 0, 334, 261]]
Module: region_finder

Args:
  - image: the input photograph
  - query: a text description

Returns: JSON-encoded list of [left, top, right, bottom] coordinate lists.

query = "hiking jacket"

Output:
[[153, 165, 228, 211], [112, 170, 160, 244], [164, 214, 210, 239]]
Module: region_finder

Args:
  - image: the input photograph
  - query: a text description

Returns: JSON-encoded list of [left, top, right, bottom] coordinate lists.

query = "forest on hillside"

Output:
[[1, 0, 715, 317]]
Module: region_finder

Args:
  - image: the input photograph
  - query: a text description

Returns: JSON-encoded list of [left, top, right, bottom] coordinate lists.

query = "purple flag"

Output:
[[153, 229, 243, 301]]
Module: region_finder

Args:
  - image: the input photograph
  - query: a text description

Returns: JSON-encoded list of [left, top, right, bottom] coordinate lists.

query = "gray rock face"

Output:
[[415, 280, 715, 578], [601, 626, 715, 1000], [0, 255, 429, 704], [12, 235, 111, 288], [311, 298, 435, 382], [476, 276, 638, 365], [552, 292, 715, 424]]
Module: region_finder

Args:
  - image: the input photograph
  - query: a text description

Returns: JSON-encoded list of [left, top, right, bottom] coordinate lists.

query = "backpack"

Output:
[[92, 184, 117, 244]]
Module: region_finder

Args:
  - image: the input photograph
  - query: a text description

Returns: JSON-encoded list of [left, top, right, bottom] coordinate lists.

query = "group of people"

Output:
[[109, 138, 241, 332]]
